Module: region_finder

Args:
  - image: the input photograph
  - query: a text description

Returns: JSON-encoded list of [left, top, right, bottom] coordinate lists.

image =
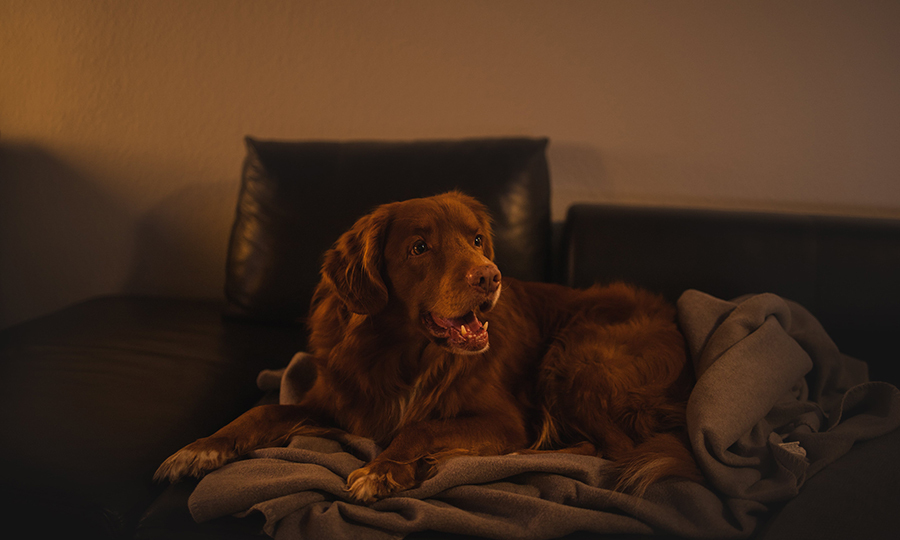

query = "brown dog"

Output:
[[155, 191, 700, 501]]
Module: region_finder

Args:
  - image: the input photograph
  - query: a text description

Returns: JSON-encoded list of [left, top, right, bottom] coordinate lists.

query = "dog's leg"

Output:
[[154, 404, 329, 483], [346, 415, 527, 503]]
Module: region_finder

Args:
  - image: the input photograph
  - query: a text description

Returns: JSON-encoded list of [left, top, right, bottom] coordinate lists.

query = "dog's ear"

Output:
[[322, 206, 391, 315]]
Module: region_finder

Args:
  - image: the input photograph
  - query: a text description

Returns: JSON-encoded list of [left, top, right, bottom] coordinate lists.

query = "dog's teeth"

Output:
[[460, 325, 468, 336], [483, 321, 489, 331]]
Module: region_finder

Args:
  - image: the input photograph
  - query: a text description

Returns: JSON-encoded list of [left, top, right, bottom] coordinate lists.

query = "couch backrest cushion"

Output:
[[564, 205, 819, 305], [563, 204, 900, 384], [225, 137, 551, 325]]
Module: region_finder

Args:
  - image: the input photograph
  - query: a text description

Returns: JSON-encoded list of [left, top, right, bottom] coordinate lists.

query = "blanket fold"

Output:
[[189, 291, 900, 539]]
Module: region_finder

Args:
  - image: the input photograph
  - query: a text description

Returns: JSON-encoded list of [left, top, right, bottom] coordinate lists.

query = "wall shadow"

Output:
[[0, 143, 131, 329], [121, 179, 239, 302]]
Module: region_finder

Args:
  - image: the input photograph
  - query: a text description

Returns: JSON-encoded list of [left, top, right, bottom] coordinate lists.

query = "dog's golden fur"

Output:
[[156, 192, 700, 501]]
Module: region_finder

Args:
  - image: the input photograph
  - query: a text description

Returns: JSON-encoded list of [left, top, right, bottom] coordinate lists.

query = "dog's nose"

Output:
[[467, 264, 501, 294]]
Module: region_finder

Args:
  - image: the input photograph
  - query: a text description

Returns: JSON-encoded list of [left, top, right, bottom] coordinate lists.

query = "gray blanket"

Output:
[[188, 291, 900, 539]]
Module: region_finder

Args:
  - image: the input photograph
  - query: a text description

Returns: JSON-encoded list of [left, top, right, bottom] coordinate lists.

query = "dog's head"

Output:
[[322, 191, 501, 354]]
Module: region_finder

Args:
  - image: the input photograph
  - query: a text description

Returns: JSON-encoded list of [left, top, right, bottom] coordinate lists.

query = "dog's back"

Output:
[[527, 281, 701, 493]]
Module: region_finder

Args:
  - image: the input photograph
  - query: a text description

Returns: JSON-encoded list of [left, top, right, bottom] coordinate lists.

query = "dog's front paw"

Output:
[[153, 437, 238, 483], [346, 460, 417, 503]]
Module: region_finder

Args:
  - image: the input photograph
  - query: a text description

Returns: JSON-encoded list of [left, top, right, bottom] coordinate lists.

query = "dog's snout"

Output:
[[467, 264, 501, 294]]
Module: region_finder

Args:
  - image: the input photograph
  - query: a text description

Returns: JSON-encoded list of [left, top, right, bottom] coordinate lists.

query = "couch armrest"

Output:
[[0, 296, 303, 539]]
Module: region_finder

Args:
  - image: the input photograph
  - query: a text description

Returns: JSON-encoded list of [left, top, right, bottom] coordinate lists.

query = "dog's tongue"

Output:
[[432, 312, 489, 352]]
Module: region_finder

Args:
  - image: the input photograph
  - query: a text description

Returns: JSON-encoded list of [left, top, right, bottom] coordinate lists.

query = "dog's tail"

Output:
[[612, 431, 703, 496]]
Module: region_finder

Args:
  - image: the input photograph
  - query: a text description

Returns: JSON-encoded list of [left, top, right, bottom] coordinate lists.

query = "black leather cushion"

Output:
[[224, 137, 551, 324], [0, 297, 304, 539], [814, 217, 900, 384], [563, 204, 900, 385], [563, 205, 819, 304]]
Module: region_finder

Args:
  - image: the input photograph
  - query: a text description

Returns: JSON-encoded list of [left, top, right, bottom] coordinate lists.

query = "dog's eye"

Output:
[[474, 234, 484, 248], [410, 240, 429, 256]]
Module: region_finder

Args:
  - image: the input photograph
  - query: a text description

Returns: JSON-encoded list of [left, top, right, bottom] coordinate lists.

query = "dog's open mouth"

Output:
[[422, 311, 489, 353]]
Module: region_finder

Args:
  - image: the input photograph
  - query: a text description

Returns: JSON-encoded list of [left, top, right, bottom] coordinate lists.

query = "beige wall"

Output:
[[2, 0, 899, 329]]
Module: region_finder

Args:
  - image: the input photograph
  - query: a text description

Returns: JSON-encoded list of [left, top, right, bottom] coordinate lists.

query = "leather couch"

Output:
[[2, 137, 898, 540]]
